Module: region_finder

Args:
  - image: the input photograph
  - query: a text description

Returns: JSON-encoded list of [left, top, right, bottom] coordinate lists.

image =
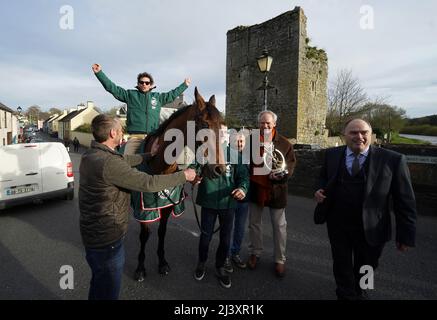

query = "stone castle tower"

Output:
[[226, 7, 328, 144]]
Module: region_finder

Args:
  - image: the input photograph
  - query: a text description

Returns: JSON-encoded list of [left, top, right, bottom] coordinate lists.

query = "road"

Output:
[[1, 133, 437, 300]]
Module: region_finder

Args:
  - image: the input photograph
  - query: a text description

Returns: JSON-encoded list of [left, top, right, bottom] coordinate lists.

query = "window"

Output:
[[311, 80, 316, 92]]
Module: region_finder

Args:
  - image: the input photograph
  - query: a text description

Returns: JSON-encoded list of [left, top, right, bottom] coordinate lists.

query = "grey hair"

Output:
[[258, 110, 278, 123]]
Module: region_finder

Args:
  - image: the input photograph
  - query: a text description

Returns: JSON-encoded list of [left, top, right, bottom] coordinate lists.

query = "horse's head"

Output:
[[193, 87, 227, 177], [144, 87, 226, 176]]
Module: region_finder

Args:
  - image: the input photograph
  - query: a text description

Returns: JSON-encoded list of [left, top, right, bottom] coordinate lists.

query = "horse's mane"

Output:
[[145, 104, 191, 141], [144, 99, 223, 148]]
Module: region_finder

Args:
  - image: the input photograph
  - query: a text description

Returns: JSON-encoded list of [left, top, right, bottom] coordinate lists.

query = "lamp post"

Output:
[[388, 110, 392, 143], [257, 48, 273, 111], [16, 106, 23, 126], [17, 106, 23, 143]]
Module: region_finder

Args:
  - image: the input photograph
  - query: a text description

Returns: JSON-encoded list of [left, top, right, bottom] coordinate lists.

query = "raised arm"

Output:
[[92, 63, 129, 102], [103, 156, 196, 193], [158, 78, 190, 105]]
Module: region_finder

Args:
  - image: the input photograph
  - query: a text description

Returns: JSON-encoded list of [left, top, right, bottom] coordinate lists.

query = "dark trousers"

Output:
[[198, 207, 235, 269], [230, 201, 249, 256], [327, 220, 384, 300], [85, 238, 125, 300]]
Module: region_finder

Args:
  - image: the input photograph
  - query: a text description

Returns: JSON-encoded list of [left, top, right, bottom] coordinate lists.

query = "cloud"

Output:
[[0, 0, 436, 117]]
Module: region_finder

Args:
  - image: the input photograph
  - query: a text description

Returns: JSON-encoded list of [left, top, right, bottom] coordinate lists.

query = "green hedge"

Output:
[[75, 123, 92, 133], [400, 125, 437, 136]]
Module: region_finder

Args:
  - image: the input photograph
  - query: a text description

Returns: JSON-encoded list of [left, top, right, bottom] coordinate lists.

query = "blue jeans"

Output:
[[198, 207, 235, 269], [85, 238, 125, 300], [230, 201, 249, 256]]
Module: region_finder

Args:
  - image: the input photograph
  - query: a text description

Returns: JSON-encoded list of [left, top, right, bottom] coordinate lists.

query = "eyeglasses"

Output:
[[139, 80, 151, 85]]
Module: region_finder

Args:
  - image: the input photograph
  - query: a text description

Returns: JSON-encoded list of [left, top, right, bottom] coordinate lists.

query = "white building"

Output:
[[0, 102, 19, 146]]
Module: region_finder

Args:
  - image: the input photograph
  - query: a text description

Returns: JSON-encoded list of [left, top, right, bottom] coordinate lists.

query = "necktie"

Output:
[[351, 154, 360, 176]]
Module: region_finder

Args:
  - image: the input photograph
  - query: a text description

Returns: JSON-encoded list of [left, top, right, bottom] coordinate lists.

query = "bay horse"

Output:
[[132, 87, 226, 281]]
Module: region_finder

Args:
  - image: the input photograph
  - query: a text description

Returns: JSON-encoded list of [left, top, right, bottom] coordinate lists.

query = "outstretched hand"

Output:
[[92, 63, 102, 73], [184, 77, 191, 86], [184, 168, 197, 182]]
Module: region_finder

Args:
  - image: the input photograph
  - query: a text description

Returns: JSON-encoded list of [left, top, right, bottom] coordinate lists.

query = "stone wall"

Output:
[[296, 12, 328, 145], [226, 6, 328, 143], [289, 146, 437, 216]]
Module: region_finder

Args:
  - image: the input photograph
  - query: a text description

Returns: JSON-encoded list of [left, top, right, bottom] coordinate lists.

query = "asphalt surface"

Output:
[[1, 132, 437, 300]]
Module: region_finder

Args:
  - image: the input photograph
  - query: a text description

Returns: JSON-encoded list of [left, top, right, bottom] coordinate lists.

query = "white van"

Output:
[[0, 142, 74, 210]]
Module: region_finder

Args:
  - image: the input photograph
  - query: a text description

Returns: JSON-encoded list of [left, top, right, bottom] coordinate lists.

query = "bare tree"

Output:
[[49, 107, 62, 115], [25, 105, 42, 124], [327, 69, 368, 135], [363, 103, 406, 140]]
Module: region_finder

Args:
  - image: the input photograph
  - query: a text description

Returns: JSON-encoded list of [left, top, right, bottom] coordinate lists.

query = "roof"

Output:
[[60, 108, 88, 122], [48, 113, 65, 122], [0, 102, 15, 113]]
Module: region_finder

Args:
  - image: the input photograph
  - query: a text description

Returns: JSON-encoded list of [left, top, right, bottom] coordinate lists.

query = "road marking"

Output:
[[170, 220, 200, 237]]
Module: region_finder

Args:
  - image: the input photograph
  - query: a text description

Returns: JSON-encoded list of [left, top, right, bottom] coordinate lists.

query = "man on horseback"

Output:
[[91, 63, 191, 155], [79, 114, 197, 300]]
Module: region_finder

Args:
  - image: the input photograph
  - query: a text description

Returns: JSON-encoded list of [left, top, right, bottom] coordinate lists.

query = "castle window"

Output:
[[311, 80, 316, 91]]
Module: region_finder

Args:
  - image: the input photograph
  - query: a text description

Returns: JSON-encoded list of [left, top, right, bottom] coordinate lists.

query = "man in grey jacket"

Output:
[[79, 114, 196, 300]]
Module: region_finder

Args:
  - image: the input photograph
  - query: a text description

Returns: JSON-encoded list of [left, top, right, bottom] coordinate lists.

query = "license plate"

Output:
[[5, 185, 38, 196]]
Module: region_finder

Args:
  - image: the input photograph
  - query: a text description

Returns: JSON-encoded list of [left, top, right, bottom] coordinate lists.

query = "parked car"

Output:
[[0, 142, 74, 210]]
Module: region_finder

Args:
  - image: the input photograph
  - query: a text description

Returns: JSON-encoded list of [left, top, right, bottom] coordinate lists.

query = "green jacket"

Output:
[[95, 70, 188, 133], [195, 146, 250, 210]]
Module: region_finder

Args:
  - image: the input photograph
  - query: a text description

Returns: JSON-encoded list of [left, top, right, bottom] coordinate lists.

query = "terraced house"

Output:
[[0, 102, 19, 146]]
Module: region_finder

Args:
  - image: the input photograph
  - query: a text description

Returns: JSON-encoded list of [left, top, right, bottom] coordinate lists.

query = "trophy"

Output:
[[262, 143, 288, 179]]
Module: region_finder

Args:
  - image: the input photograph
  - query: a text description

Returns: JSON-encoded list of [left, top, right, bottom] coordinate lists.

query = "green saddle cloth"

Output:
[[130, 140, 186, 223], [131, 185, 186, 222]]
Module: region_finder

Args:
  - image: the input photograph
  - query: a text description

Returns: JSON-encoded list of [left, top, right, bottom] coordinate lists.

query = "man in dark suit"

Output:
[[314, 118, 417, 300]]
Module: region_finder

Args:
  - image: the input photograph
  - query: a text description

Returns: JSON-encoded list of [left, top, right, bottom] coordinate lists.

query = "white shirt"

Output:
[[345, 146, 369, 175]]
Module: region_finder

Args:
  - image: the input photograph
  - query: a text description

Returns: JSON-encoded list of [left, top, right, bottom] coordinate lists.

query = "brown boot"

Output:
[[247, 255, 259, 270], [275, 263, 286, 278]]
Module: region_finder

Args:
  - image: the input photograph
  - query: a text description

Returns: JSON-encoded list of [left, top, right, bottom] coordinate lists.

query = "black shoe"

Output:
[[231, 254, 247, 269], [194, 262, 206, 281], [216, 267, 232, 289], [224, 257, 234, 273]]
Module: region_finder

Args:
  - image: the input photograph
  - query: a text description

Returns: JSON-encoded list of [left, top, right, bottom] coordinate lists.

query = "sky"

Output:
[[0, 0, 436, 118]]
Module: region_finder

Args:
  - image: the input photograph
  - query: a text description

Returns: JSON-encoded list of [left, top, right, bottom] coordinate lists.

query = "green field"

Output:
[[390, 133, 431, 145]]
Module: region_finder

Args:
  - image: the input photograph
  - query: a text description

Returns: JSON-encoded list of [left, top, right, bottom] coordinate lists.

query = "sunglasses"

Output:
[[139, 80, 151, 85]]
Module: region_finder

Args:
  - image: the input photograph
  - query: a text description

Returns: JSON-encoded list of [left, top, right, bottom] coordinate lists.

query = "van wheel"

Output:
[[65, 191, 74, 200]]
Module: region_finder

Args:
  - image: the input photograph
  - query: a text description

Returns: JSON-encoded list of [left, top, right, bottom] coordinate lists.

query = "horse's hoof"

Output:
[[134, 269, 146, 282], [158, 262, 171, 275]]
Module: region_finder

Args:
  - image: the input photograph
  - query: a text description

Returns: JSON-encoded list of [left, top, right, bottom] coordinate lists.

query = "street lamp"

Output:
[[257, 48, 273, 111], [17, 106, 22, 115]]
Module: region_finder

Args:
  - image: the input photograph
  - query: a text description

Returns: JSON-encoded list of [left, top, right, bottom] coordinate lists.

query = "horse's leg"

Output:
[[134, 223, 150, 282], [157, 207, 172, 275]]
